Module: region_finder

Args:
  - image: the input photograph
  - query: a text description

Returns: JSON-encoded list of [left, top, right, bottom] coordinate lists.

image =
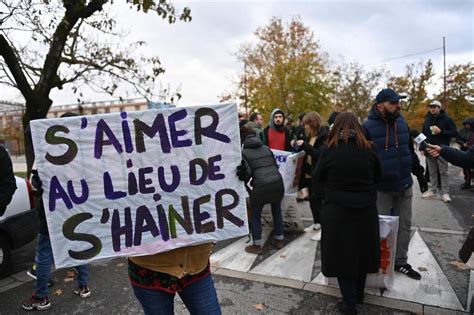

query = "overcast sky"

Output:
[[2, 0, 473, 107]]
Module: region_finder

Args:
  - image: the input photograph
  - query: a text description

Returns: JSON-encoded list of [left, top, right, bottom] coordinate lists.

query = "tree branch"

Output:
[[0, 34, 35, 101]]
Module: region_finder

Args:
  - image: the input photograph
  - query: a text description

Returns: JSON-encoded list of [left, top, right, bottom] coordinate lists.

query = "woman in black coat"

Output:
[[292, 112, 328, 236], [312, 112, 382, 315]]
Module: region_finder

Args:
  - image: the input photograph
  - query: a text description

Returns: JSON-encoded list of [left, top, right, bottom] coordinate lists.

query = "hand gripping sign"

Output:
[[30, 104, 248, 268]]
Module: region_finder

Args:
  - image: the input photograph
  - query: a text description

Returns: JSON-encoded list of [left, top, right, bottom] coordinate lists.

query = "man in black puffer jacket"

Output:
[[420, 100, 457, 203], [237, 126, 285, 255]]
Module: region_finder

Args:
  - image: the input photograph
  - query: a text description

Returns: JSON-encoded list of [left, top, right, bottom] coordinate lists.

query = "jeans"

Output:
[[376, 187, 413, 265], [132, 272, 221, 315], [337, 273, 367, 306], [35, 233, 89, 298], [250, 200, 284, 246]]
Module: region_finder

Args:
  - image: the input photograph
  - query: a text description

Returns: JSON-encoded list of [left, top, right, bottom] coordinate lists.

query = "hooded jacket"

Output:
[[363, 106, 413, 192], [421, 110, 457, 146], [242, 135, 284, 204], [263, 108, 292, 151]]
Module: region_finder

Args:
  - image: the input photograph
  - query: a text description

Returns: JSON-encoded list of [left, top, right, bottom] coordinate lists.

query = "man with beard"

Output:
[[263, 108, 292, 151], [363, 88, 425, 280]]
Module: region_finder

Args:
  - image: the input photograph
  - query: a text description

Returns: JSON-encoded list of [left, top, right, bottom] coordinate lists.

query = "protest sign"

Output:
[[272, 149, 305, 195], [30, 103, 248, 268]]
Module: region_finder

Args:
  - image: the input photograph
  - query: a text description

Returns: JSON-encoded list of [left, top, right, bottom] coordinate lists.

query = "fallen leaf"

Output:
[[418, 267, 428, 272], [53, 289, 63, 296], [253, 303, 265, 310], [117, 263, 124, 267], [64, 277, 74, 283], [450, 260, 469, 270]]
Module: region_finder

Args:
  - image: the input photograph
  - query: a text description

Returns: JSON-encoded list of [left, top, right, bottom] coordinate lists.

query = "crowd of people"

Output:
[[239, 88, 473, 314], [0, 88, 472, 314]]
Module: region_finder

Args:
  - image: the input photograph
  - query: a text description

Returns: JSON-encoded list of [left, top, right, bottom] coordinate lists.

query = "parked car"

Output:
[[0, 176, 37, 275]]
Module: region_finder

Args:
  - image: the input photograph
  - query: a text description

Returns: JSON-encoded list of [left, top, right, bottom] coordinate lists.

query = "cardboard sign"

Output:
[[31, 104, 248, 268]]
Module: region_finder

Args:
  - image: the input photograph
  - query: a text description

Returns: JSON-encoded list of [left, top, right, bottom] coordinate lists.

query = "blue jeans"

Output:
[[132, 272, 221, 315], [35, 233, 89, 298], [251, 200, 284, 246]]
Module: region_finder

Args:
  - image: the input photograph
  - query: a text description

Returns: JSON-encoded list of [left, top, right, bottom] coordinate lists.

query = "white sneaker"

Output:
[[304, 223, 321, 232], [311, 233, 321, 241], [421, 191, 437, 199], [441, 194, 451, 203]]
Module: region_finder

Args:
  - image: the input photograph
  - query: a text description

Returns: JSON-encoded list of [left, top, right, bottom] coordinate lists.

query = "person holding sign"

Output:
[[238, 126, 285, 254], [128, 243, 221, 314], [313, 112, 382, 315], [292, 112, 328, 238], [22, 113, 91, 312]]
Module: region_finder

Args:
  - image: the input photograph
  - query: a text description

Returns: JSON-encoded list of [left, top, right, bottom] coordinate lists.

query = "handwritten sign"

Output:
[[31, 104, 248, 268]]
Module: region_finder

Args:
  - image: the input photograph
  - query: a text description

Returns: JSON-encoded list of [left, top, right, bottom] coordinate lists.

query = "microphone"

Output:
[[414, 133, 446, 163]]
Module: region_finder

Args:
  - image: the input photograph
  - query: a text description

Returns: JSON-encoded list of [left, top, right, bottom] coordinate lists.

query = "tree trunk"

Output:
[[22, 97, 52, 177]]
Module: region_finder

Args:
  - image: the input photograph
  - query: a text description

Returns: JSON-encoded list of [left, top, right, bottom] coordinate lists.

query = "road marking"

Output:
[[382, 231, 464, 311], [211, 229, 271, 272], [249, 231, 319, 282]]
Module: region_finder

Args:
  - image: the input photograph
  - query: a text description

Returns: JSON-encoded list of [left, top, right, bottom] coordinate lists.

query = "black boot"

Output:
[[459, 227, 474, 263]]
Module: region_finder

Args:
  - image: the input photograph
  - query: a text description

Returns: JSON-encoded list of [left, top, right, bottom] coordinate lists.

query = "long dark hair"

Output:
[[326, 112, 371, 149]]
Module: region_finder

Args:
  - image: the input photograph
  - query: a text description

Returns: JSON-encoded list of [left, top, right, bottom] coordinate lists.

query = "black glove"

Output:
[[31, 170, 43, 197], [236, 160, 248, 182], [416, 175, 428, 193]]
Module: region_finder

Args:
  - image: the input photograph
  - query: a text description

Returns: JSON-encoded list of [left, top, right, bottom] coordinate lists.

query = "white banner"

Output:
[[31, 104, 248, 268], [272, 150, 305, 195]]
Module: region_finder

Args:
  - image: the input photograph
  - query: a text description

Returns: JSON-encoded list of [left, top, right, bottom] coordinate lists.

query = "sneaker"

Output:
[[271, 239, 284, 249], [26, 265, 54, 287], [21, 294, 51, 311], [441, 193, 451, 203], [459, 227, 474, 263], [395, 264, 421, 280], [421, 191, 437, 199], [245, 245, 262, 255], [74, 285, 91, 298], [304, 223, 321, 232]]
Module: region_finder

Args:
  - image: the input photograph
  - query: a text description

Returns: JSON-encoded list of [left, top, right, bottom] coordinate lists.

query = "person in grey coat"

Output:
[[237, 126, 285, 255]]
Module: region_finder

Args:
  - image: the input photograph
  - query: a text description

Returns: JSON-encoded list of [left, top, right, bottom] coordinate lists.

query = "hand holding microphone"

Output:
[[414, 133, 445, 162]]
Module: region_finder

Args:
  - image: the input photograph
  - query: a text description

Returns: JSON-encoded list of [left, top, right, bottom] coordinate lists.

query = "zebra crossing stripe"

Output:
[[212, 229, 467, 312], [382, 231, 464, 311], [250, 231, 319, 282], [211, 229, 271, 272]]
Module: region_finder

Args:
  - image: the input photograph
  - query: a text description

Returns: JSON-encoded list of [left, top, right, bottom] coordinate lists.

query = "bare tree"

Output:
[[0, 0, 191, 175]]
